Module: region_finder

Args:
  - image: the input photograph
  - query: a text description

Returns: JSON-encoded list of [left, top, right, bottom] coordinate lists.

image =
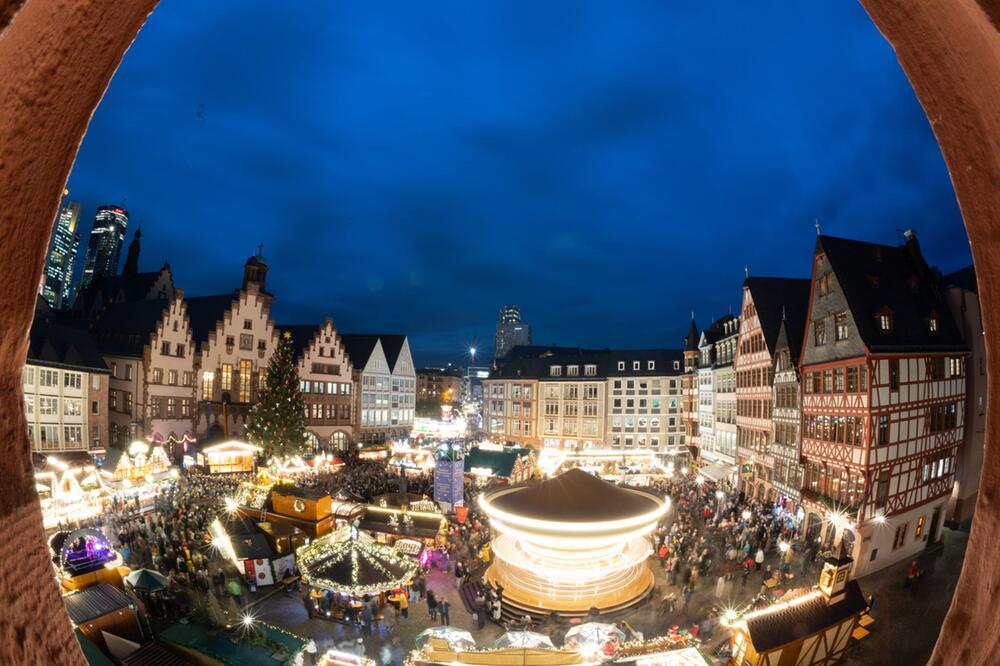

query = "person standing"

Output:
[[905, 561, 919, 589], [754, 548, 765, 571], [439, 598, 451, 625], [427, 590, 438, 621]]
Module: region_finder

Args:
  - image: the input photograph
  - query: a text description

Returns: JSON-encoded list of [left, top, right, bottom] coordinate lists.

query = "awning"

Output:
[[700, 461, 737, 483]]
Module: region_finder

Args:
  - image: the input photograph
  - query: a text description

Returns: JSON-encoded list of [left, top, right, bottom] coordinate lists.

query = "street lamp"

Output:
[[469, 346, 477, 362]]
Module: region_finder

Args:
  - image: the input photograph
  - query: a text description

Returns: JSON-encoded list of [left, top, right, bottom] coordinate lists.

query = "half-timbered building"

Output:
[[799, 232, 967, 575], [735, 278, 811, 502], [681, 317, 700, 457]]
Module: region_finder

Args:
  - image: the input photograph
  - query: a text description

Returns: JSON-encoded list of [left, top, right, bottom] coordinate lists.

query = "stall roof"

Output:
[[75, 629, 115, 666], [744, 582, 867, 653], [159, 621, 307, 666], [120, 642, 190, 666], [359, 510, 444, 539], [464, 447, 532, 477], [231, 533, 274, 561], [64, 583, 133, 625], [488, 468, 661, 523], [273, 485, 329, 500], [258, 522, 304, 538]]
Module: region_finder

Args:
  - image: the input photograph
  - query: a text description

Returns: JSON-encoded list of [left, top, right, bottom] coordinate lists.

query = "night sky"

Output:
[[65, 1, 970, 366]]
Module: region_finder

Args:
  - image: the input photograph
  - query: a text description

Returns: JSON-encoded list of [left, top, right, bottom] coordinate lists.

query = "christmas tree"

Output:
[[246, 330, 307, 458]]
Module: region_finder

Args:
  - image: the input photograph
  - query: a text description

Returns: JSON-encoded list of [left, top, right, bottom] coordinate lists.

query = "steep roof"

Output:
[[684, 317, 699, 351], [488, 468, 662, 523], [744, 277, 812, 356], [76, 269, 171, 314], [492, 347, 684, 380], [183, 294, 237, 345], [377, 334, 408, 368], [340, 334, 381, 369], [700, 314, 736, 347], [606, 349, 685, 376], [63, 583, 133, 624], [280, 324, 322, 361], [945, 264, 977, 294], [27, 321, 108, 372], [774, 298, 809, 365], [91, 298, 171, 356], [744, 581, 867, 653], [818, 235, 966, 353]]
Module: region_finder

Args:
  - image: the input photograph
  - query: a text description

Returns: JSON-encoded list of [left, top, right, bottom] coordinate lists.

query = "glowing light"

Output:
[[779, 542, 790, 553], [872, 513, 888, 525], [741, 510, 751, 520], [715, 490, 724, 500], [223, 497, 240, 516], [241, 613, 255, 628], [739, 590, 823, 622], [681, 467, 689, 475], [695, 475, 705, 485], [723, 608, 739, 625]]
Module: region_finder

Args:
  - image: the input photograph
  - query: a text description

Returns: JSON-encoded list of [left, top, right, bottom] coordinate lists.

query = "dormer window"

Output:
[[550, 365, 562, 377], [617, 361, 625, 371], [648, 361, 655, 370], [567, 365, 579, 377], [632, 361, 640, 371], [877, 307, 893, 333], [928, 310, 939, 333], [584, 364, 597, 376]]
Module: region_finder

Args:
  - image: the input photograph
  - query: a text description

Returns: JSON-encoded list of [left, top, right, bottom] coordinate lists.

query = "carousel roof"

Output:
[[297, 530, 417, 595], [487, 468, 662, 523]]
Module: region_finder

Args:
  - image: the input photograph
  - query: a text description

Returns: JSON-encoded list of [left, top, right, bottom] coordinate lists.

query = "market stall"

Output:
[[100, 441, 173, 485], [196, 440, 261, 474]]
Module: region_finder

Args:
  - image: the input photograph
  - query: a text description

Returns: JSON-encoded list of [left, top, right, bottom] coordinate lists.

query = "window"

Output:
[[23, 367, 33, 386], [648, 360, 655, 370], [175, 344, 185, 357], [181, 398, 191, 417], [258, 339, 267, 353], [63, 372, 81, 390], [875, 470, 890, 510], [889, 359, 900, 391], [38, 397, 58, 416], [877, 308, 893, 333], [550, 366, 562, 377], [584, 364, 597, 376], [221, 363, 233, 390], [239, 360, 253, 402], [91, 400, 98, 415], [243, 319, 253, 330], [673, 361, 680, 370], [835, 312, 848, 341], [124, 392, 133, 414], [63, 399, 81, 417], [39, 369, 58, 387], [892, 523, 908, 550], [150, 368, 162, 384], [167, 369, 178, 386], [110, 362, 117, 378], [240, 333, 254, 350], [124, 364, 132, 380], [161, 341, 171, 355], [567, 365, 579, 377], [877, 415, 889, 446], [814, 320, 827, 346], [225, 335, 235, 348], [928, 316, 939, 333], [166, 398, 176, 417], [915, 515, 926, 539], [202, 371, 214, 400], [109, 391, 118, 411]]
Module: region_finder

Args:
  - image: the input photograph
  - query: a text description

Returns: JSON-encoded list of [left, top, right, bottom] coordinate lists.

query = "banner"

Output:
[[434, 458, 465, 504]]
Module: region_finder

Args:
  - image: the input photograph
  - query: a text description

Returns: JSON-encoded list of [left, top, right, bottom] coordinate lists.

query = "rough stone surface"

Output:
[[0, 0, 999, 663]]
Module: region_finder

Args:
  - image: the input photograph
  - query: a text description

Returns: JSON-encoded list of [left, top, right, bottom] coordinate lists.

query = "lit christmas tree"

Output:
[[246, 330, 307, 458]]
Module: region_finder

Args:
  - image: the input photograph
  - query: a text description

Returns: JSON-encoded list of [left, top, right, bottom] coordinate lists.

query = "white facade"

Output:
[[23, 365, 105, 453]]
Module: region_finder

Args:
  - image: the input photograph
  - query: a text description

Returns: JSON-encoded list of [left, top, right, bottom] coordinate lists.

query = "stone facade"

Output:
[[288, 319, 355, 451]]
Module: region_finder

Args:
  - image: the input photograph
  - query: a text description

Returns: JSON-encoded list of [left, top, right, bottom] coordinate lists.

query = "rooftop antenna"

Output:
[[744, 264, 749, 279], [815, 219, 822, 236]]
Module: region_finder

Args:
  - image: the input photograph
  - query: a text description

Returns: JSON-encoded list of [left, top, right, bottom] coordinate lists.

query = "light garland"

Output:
[[297, 527, 418, 596]]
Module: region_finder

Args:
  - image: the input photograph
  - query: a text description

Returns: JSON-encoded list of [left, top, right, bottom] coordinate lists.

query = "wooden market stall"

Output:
[[196, 440, 261, 474], [725, 544, 867, 666]]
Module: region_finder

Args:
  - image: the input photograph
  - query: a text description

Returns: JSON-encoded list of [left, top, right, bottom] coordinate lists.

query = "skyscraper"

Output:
[[494, 304, 532, 361], [80, 205, 129, 291], [41, 192, 81, 309]]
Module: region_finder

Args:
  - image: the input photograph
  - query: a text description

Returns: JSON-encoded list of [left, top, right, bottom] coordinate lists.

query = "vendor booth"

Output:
[[100, 441, 173, 485], [51, 527, 128, 593], [464, 446, 535, 484], [197, 440, 261, 474]]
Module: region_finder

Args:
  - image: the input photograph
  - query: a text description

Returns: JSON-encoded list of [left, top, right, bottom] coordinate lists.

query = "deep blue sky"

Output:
[[66, 1, 970, 366]]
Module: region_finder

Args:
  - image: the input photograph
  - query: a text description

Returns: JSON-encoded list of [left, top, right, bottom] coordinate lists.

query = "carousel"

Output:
[[297, 525, 418, 622], [50, 527, 128, 592], [480, 468, 668, 615]]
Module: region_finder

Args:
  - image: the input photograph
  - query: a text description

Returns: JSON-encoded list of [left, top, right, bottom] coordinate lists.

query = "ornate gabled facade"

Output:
[[770, 313, 806, 514], [341, 335, 393, 445], [92, 291, 196, 453], [735, 277, 811, 502], [799, 232, 967, 576], [188, 256, 278, 440], [284, 319, 355, 452]]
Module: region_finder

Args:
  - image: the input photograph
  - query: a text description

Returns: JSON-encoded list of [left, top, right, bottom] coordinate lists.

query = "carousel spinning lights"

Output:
[[480, 468, 668, 612]]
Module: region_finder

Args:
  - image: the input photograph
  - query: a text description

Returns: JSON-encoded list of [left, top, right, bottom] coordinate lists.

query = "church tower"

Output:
[[121, 227, 141, 276], [242, 244, 268, 291]]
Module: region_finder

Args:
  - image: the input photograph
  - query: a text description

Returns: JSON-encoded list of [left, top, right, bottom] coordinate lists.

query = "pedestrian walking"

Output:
[[754, 548, 764, 571], [682, 584, 693, 614], [427, 590, 438, 621], [905, 561, 919, 589], [440, 599, 451, 625]]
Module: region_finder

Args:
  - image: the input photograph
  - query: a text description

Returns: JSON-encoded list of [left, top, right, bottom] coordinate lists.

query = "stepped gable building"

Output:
[[91, 292, 196, 453], [24, 299, 109, 453], [735, 277, 811, 502], [943, 265, 986, 526], [681, 317, 700, 457], [769, 301, 809, 515], [187, 252, 278, 441], [283, 320, 355, 452], [74, 263, 174, 320], [798, 232, 967, 576]]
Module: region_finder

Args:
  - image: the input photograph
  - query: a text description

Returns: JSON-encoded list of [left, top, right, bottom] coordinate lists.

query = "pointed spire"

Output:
[[684, 314, 699, 352], [815, 218, 822, 236], [744, 264, 749, 279], [122, 227, 141, 277]]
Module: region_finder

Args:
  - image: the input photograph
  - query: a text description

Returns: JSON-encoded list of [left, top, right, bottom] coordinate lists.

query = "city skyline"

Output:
[[63, 2, 970, 366]]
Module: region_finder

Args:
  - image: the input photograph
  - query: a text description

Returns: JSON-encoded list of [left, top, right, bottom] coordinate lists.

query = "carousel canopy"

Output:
[[52, 527, 119, 576], [488, 468, 660, 523], [297, 529, 417, 596]]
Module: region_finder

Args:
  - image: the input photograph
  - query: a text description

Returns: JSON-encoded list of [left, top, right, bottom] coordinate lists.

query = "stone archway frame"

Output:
[[1, 0, 999, 664]]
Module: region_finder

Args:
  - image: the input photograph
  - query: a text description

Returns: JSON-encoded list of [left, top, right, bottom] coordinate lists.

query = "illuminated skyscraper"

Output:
[[41, 192, 81, 309], [494, 305, 532, 362], [80, 205, 129, 291]]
